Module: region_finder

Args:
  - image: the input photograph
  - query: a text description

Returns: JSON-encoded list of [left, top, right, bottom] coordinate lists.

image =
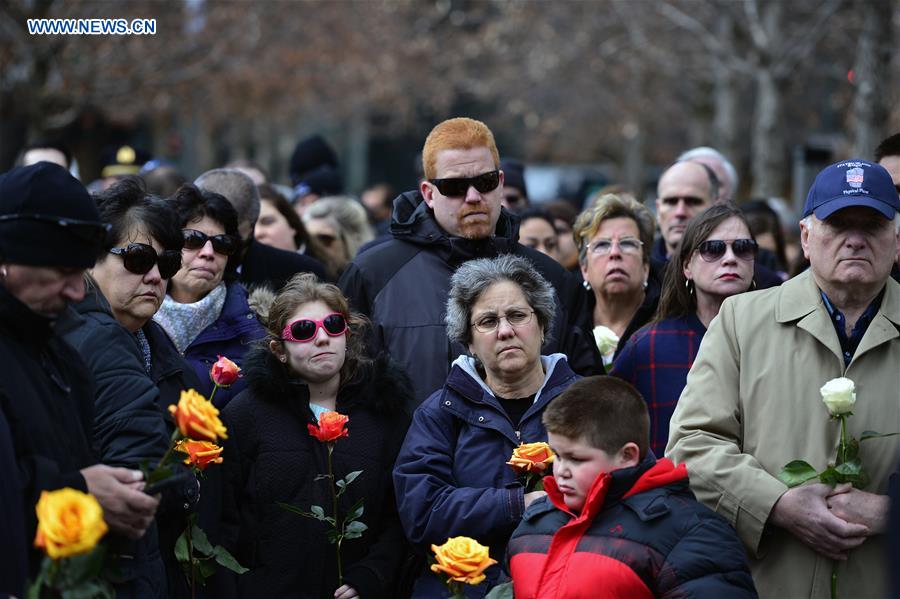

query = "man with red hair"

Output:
[[340, 117, 597, 405]]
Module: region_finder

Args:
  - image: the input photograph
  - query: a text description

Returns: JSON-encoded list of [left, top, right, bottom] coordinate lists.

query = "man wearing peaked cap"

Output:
[[0, 162, 161, 581], [667, 159, 900, 598]]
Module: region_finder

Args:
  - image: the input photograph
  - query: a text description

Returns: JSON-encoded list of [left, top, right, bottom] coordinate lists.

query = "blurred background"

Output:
[[2, 0, 898, 211]]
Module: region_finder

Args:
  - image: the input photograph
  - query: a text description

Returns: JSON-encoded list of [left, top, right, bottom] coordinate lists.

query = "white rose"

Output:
[[593, 326, 620, 365], [820, 377, 856, 416]]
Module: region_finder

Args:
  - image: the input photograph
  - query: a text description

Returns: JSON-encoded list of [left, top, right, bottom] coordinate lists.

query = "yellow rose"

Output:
[[430, 536, 497, 585], [34, 488, 108, 559], [507, 442, 555, 475], [168, 388, 228, 442]]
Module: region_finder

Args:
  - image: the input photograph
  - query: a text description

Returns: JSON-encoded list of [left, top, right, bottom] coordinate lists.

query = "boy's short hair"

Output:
[[543, 376, 649, 458]]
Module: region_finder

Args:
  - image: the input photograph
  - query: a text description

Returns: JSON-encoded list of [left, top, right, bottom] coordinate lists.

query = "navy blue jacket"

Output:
[[393, 354, 579, 598], [181, 281, 266, 408]]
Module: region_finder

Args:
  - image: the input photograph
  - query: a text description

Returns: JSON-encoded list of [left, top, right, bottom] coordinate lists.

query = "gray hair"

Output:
[[194, 168, 261, 231], [677, 146, 738, 199], [445, 254, 557, 346]]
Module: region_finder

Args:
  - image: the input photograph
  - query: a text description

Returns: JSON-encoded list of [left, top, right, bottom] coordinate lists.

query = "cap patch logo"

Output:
[[846, 167, 864, 189]]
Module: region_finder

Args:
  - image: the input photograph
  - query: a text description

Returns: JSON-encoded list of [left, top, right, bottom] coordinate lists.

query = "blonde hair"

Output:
[[573, 193, 655, 266], [421, 117, 500, 180]]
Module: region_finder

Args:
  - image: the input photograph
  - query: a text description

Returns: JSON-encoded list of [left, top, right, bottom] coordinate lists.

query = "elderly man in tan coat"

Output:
[[668, 158, 900, 598]]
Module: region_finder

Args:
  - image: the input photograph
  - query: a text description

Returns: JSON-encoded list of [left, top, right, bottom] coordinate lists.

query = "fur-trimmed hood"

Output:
[[240, 344, 412, 417]]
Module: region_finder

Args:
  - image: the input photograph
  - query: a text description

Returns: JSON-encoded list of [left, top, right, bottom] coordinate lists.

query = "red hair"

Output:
[[421, 117, 500, 180]]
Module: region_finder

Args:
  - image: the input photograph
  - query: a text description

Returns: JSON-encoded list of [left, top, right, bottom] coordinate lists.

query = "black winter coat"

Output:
[[240, 238, 328, 291], [59, 286, 170, 599], [0, 286, 96, 579], [339, 191, 599, 405], [220, 348, 413, 598]]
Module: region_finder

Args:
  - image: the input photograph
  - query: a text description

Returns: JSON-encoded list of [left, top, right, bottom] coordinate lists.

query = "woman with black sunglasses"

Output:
[[154, 184, 266, 408], [611, 204, 757, 457], [219, 273, 412, 598], [59, 176, 204, 599]]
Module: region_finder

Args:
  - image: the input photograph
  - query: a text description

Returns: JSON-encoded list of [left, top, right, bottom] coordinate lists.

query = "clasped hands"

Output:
[[770, 483, 889, 561]]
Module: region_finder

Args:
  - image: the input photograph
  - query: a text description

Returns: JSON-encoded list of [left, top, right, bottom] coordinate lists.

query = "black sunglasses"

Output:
[[110, 243, 182, 279], [428, 170, 501, 197], [182, 229, 239, 256], [0, 213, 111, 244], [697, 239, 758, 262]]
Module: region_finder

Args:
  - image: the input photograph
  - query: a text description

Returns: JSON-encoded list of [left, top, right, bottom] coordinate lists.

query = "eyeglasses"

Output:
[[109, 243, 182, 279], [588, 237, 644, 256], [697, 239, 758, 262], [281, 313, 348, 342], [428, 170, 501, 197], [0, 213, 111, 244], [182, 229, 239, 256], [470, 309, 535, 333]]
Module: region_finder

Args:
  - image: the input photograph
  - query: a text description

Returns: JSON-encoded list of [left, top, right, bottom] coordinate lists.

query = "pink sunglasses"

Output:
[[281, 313, 348, 343]]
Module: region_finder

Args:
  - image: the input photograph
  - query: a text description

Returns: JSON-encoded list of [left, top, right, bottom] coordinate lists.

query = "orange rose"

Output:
[[308, 411, 349, 443], [507, 441, 555, 475], [175, 439, 224, 471], [430, 536, 497, 586], [34, 488, 108, 559], [168, 389, 228, 442], [210, 355, 241, 387]]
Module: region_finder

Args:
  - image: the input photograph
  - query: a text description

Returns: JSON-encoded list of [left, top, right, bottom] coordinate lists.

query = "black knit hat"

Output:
[[0, 162, 108, 268], [501, 159, 528, 198], [289, 135, 339, 186]]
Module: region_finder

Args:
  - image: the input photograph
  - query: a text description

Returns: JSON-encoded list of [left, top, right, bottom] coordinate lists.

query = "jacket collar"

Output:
[[776, 270, 900, 364], [447, 353, 572, 406], [388, 190, 522, 267], [544, 454, 688, 521]]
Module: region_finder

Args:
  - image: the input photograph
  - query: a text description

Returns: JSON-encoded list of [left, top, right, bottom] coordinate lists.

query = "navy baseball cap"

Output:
[[802, 159, 900, 220]]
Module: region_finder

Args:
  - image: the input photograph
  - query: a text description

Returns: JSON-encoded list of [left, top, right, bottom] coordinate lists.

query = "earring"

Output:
[[751, 279, 757, 291], [582, 279, 591, 291], [685, 279, 694, 296], [280, 356, 286, 363], [642, 279, 648, 290]]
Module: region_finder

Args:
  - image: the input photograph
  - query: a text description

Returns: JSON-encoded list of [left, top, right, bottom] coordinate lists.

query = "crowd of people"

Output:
[[1, 120, 899, 599]]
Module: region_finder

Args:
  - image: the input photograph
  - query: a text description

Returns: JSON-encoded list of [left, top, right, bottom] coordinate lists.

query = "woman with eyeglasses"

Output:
[[60, 176, 203, 599], [573, 193, 661, 367], [611, 204, 757, 457], [302, 197, 374, 276], [219, 273, 412, 598], [154, 184, 266, 408], [393, 255, 580, 598]]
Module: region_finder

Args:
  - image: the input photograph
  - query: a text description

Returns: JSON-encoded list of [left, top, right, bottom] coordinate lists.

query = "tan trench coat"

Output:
[[667, 270, 900, 598]]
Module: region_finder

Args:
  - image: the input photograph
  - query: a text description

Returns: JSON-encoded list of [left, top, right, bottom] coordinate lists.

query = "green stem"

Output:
[[839, 415, 848, 465], [150, 429, 182, 481], [208, 383, 219, 405], [328, 443, 343, 586], [186, 522, 196, 599], [831, 560, 838, 599]]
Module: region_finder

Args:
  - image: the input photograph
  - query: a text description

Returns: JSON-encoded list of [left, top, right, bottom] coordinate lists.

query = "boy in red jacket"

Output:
[[503, 376, 756, 599]]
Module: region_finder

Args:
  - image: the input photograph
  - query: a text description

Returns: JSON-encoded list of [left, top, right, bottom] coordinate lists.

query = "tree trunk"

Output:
[[751, 67, 786, 198], [851, 0, 893, 158], [712, 13, 740, 175]]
